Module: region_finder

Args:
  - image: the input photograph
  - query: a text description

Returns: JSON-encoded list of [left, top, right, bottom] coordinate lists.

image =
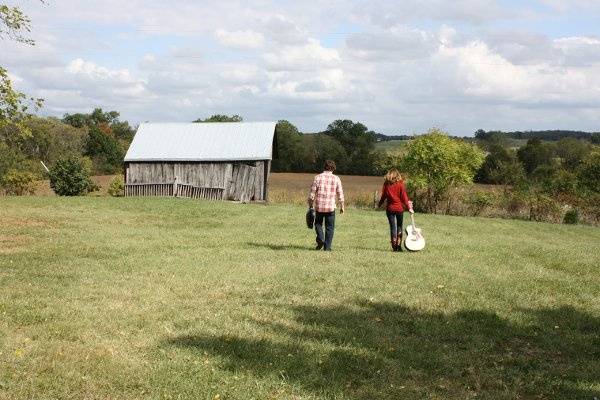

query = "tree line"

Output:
[[475, 129, 600, 143]]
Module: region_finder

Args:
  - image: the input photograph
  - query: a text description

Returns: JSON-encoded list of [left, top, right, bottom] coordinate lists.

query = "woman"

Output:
[[378, 169, 414, 252]]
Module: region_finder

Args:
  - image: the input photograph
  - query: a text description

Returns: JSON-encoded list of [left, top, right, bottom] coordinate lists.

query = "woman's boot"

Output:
[[390, 238, 397, 252], [395, 234, 403, 252]]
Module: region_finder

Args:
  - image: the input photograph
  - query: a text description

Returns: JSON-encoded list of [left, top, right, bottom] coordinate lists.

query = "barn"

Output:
[[123, 122, 276, 202]]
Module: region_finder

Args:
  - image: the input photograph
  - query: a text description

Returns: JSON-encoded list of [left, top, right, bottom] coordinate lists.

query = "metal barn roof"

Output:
[[124, 122, 277, 162]]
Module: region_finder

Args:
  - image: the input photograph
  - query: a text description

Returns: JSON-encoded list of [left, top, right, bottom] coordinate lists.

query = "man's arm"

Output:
[[308, 177, 318, 208], [336, 177, 345, 213]]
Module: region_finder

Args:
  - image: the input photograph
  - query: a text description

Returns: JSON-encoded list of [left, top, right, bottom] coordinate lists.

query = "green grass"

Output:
[[1, 197, 599, 400]]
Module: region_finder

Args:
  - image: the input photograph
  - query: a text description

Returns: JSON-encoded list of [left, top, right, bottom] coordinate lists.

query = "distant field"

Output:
[[374, 139, 410, 151], [1, 197, 599, 399]]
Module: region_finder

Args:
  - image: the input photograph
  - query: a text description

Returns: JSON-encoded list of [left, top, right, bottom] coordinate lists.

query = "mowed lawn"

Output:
[[1, 197, 599, 400]]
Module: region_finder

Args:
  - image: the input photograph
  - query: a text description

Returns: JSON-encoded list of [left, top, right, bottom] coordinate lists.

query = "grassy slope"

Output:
[[1, 197, 599, 400]]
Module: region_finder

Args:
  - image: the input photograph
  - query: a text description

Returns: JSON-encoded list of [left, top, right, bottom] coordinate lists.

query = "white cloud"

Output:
[[214, 29, 265, 50], [263, 39, 340, 71]]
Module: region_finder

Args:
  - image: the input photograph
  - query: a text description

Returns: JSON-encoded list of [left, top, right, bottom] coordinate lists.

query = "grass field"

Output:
[[1, 197, 599, 399]]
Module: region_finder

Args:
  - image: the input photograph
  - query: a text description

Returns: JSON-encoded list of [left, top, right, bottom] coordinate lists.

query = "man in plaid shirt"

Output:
[[308, 160, 345, 251]]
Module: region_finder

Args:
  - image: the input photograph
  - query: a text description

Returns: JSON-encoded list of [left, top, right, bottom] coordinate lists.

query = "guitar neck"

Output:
[[410, 213, 417, 229]]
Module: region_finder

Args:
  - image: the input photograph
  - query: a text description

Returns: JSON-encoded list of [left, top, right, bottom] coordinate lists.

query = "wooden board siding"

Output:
[[125, 161, 268, 201]]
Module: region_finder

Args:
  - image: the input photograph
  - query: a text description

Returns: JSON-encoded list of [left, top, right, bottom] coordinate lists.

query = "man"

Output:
[[308, 160, 345, 251]]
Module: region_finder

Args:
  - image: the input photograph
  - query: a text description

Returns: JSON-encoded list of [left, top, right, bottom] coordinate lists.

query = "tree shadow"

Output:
[[165, 300, 600, 399], [245, 241, 312, 251]]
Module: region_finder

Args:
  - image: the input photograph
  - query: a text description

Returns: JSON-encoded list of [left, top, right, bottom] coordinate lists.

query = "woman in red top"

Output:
[[378, 169, 414, 252]]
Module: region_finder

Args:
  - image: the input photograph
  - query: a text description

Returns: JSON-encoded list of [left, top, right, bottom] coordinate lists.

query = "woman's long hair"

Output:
[[384, 168, 403, 185]]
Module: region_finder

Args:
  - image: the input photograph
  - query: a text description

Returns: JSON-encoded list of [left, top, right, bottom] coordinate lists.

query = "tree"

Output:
[[516, 138, 556, 176], [592, 133, 600, 145], [578, 152, 600, 193], [193, 114, 243, 123], [323, 119, 377, 175], [402, 129, 485, 213], [304, 134, 347, 173], [475, 144, 524, 187], [85, 125, 125, 174], [63, 109, 131, 174], [272, 120, 306, 172], [49, 156, 94, 196], [0, 4, 43, 136], [556, 137, 591, 172]]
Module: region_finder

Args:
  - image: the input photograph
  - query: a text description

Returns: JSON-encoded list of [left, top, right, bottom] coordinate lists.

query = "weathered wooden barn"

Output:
[[123, 122, 276, 202]]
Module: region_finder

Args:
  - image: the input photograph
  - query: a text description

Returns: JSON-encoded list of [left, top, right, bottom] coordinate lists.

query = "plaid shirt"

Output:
[[308, 171, 344, 213]]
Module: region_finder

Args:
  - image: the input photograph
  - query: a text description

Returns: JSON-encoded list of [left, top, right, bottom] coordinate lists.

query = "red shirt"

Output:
[[379, 181, 411, 213]]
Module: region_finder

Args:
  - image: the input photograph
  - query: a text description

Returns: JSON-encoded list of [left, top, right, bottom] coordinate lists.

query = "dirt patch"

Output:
[[0, 234, 32, 254], [0, 217, 50, 229]]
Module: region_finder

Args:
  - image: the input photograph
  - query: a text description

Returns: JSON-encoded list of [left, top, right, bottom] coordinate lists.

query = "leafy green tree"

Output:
[[401, 129, 485, 213], [85, 125, 125, 174], [323, 119, 377, 175], [475, 144, 525, 187], [49, 156, 94, 196], [592, 133, 600, 145], [193, 114, 243, 123], [63, 108, 122, 128], [578, 152, 600, 193], [304, 134, 347, 173], [0, 4, 43, 136], [556, 137, 591, 171], [19, 117, 86, 163], [272, 120, 307, 172], [516, 138, 556, 175]]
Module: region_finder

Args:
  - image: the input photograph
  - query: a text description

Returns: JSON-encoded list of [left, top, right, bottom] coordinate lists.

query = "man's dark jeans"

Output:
[[315, 211, 335, 251]]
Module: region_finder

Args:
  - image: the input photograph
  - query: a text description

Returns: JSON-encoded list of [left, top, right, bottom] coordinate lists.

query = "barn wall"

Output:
[[126, 161, 268, 201]]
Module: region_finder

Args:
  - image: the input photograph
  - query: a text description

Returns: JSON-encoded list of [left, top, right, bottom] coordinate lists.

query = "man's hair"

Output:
[[324, 160, 336, 171]]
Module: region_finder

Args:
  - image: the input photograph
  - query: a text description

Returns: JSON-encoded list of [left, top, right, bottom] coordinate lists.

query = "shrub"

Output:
[[49, 156, 93, 196], [1, 169, 37, 195], [108, 175, 125, 197], [529, 194, 561, 223], [465, 191, 495, 216], [563, 208, 579, 225]]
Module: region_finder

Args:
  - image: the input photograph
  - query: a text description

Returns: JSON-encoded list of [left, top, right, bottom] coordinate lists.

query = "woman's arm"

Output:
[[377, 185, 386, 208]]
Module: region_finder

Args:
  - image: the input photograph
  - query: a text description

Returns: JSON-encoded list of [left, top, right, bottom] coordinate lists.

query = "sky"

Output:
[[3, 0, 600, 136]]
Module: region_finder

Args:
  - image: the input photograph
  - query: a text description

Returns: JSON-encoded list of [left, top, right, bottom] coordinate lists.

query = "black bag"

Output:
[[306, 207, 315, 229]]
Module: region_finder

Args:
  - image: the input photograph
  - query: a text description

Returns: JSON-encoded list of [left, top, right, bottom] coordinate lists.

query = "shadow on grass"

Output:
[[165, 300, 600, 399], [246, 241, 312, 251]]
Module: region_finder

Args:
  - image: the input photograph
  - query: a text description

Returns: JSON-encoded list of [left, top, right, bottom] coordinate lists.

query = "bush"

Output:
[[49, 156, 93, 196], [465, 191, 495, 216], [529, 194, 562, 223], [108, 175, 125, 197], [1, 169, 37, 195], [563, 208, 579, 225]]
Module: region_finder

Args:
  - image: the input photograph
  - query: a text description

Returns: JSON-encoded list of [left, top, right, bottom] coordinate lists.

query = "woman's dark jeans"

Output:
[[315, 211, 335, 251], [386, 210, 404, 239]]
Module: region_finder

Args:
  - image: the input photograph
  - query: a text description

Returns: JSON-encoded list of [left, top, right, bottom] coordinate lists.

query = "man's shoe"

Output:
[[316, 240, 324, 250]]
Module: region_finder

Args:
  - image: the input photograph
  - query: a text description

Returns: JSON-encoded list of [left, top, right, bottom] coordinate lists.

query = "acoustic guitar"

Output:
[[404, 213, 425, 251]]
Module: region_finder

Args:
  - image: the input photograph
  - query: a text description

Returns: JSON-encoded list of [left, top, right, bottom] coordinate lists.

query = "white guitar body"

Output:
[[404, 214, 425, 252]]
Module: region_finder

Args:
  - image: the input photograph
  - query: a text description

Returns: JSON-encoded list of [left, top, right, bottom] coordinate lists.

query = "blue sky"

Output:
[[4, 0, 600, 135]]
